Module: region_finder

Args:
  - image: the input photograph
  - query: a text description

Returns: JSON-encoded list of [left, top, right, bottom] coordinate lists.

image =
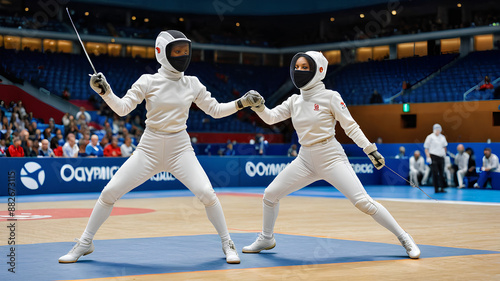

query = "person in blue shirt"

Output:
[[85, 134, 103, 157]]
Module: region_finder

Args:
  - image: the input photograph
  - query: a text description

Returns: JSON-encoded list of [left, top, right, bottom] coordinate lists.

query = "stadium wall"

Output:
[[336, 100, 500, 143]]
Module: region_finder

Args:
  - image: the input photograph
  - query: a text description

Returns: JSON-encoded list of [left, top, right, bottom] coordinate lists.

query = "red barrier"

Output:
[[0, 85, 65, 123]]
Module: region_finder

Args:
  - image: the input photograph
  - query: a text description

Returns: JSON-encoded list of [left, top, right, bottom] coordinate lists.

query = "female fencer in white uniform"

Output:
[[59, 30, 262, 264], [243, 51, 420, 259]]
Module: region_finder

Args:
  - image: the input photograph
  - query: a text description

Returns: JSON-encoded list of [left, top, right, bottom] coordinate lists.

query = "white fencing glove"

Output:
[[89, 72, 110, 95], [363, 143, 385, 170], [235, 90, 263, 110], [426, 157, 432, 164], [252, 95, 266, 112]]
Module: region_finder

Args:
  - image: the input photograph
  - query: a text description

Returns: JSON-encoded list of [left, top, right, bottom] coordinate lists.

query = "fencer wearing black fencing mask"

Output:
[[290, 51, 328, 90], [155, 30, 192, 73]]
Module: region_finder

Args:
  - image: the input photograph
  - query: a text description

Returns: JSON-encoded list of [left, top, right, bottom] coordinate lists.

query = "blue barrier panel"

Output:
[[1, 156, 394, 196]]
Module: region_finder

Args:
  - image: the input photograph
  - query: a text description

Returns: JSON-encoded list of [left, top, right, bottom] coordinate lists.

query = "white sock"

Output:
[[262, 199, 279, 239], [205, 198, 230, 243], [370, 201, 405, 237], [80, 198, 114, 244]]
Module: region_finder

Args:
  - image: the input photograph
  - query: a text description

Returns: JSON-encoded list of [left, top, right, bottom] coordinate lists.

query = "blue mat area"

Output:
[[1, 233, 498, 281]]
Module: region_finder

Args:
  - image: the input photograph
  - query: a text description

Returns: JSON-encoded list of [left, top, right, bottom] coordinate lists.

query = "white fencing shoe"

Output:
[[398, 232, 421, 259], [59, 239, 95, 263], [242, 233, 276, 253], [222, 240, 240, 264]]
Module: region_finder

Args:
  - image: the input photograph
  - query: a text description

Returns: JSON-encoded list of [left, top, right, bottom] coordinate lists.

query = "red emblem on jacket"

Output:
[[340, 101, 347, 109], [314, 104, 320, 111], [156, 47, 161, 54]]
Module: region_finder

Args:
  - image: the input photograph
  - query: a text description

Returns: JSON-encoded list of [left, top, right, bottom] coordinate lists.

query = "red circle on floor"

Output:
[[0, 207, 155, 221]]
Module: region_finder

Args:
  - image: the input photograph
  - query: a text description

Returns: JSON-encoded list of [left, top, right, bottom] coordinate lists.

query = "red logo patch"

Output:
[[340, 101, 347, 109], [319, 67, 324, 73], [156, 47, 161, 54], [314, 104, 320, 111]]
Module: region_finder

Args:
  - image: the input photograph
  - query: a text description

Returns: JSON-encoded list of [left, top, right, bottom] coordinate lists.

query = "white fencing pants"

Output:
[[261, 139, 405, 238], [80, 129, 230, 243], [457, 169, 467, 187]]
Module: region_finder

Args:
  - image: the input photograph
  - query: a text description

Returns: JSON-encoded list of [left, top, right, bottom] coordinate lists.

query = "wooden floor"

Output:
[[2, 193, 500, 280]]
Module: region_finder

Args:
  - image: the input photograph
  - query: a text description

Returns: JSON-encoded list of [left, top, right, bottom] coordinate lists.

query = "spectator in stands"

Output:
[[369, 89, 383, 104], [47, 117, 57, 133], [255, 134, 266, 155], [474, 148, 499, 188], [453, 144, 469, 189], [395, 146, 406, 159], [28, 121, 38, 136], [100, 136, 109, 149], [0, 139, 7, 156], [50, 137, 63, 157], [42, 127, 52, 141], [76, 107, 91, 124], [78, 142, 89, 157], [65, 122, 80, 140], [479, 76, 494, 90], [8, 137, 24, 157], [376, 137, 383, 144], [23, 139, 37, 157], [409, 150, 426, 187], [424, 124, 448, 193], [287, 144, 298, 157], [17, 100, 27, 119], [32, 129, 42, 142], [63, 133, 79, 158], [55, 128, 65, 146], [86, 134, 103, 157], [62, 113, 73, 127], [103, 136, 122, 157], [224, 143, 235, 156], [39, 139, 54, 157], [120, 136, 136, 157], [11, 112, 24, 132], [62, 87, 71, 100]]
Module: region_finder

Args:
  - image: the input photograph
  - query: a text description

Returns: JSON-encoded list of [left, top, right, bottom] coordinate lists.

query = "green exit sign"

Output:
[[403, 103, 410, 113]]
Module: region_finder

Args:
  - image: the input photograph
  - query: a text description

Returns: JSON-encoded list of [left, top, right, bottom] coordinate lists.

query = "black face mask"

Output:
[[293, 70, 315, 89], [166, 40, 192, 72], [168, 55, 191, 72], [290, 53, 317, 89]]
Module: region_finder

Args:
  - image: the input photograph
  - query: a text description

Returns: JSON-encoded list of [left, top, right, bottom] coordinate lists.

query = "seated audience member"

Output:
[[409, 150, 426, 187], [23, 139, 38, 157], [103, 136, 122, 157], [8, 137, 24, 157], [454, 144, 470, 188], [395, 146, 406, 159], [474, 148, 499, 188], [0, 139, 7, 156], [63, 133, 79, 157], [465, 147, 478, 178], [369, 89, 383, 104], [78, 142, 89, 157], [75, 107, 91, 124], [120, 136, 136, 157], [224, 142, 235, 156], [479, 76, 494, 90], [86, 134, 103, 157], [39, 139, 54, 157], [287, 144, 298, 157], [51, 137, 63, 157]]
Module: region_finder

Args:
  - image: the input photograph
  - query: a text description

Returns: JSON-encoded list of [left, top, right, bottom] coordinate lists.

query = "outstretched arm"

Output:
[[195, 87, 262, 119], [90, 73, 146, 117], [251, 94, 292, 125]]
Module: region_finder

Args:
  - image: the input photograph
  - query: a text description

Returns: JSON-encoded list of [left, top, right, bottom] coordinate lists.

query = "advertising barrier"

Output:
[[1, 156, 405, 196]]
